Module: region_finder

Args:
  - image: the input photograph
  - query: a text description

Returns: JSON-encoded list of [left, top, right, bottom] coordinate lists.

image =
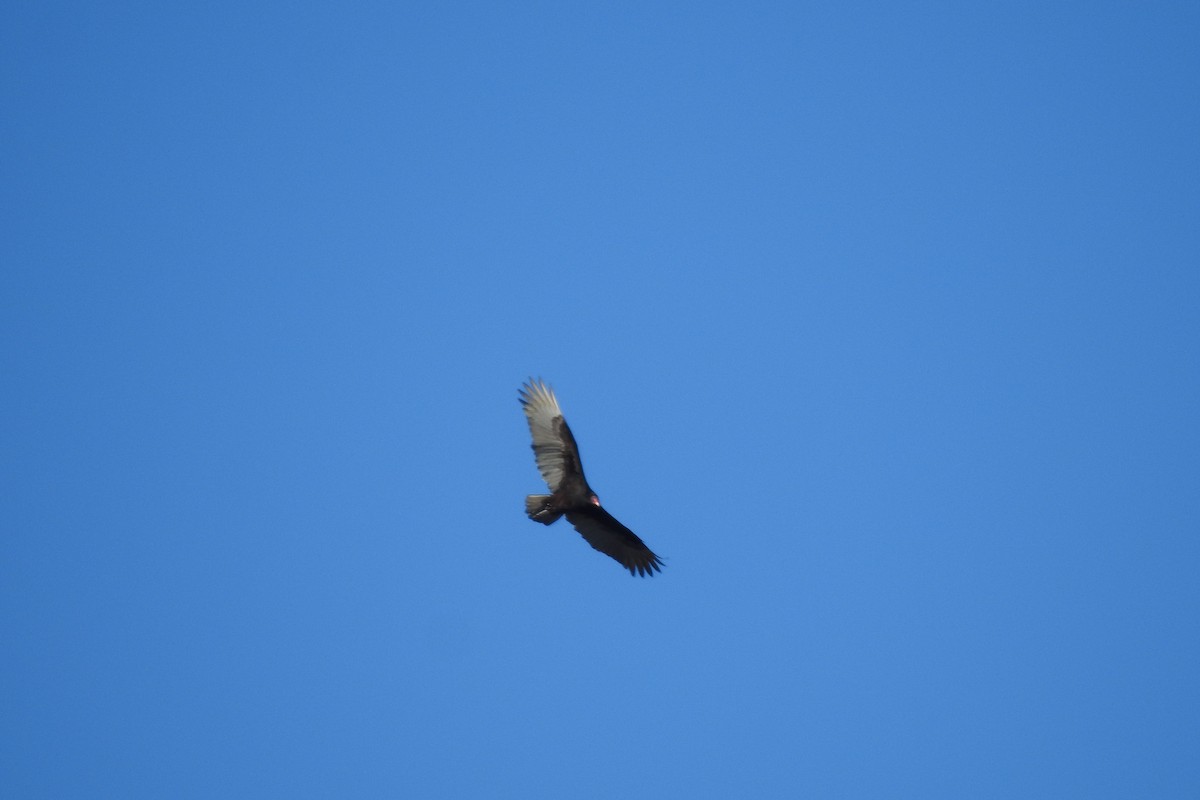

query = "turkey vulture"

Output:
[[519, 378, 663, 577]]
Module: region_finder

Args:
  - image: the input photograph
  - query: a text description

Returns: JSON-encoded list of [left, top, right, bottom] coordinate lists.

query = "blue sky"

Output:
[[3, 1, 1198, 797]]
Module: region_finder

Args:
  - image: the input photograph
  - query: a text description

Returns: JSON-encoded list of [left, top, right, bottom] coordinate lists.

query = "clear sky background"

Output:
[[3, 2, 1198, 797]]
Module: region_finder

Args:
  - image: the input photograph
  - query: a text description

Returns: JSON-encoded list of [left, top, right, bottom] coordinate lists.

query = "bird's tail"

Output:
[[525, 495, 562, 525]]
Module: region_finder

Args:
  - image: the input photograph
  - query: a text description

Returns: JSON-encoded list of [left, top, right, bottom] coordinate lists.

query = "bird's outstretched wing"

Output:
[[565, 507, 664, 577], [519, 379, 585, 492]]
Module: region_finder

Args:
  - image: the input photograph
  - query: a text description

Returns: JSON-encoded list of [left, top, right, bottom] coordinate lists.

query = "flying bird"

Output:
[[519, 378, 663, 577]]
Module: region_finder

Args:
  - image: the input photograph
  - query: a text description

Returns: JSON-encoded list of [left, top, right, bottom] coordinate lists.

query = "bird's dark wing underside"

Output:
[[565, 507, 664, 577]]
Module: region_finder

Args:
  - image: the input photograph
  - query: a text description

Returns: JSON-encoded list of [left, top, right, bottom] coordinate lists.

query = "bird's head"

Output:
[[589, 494, 601, 507]]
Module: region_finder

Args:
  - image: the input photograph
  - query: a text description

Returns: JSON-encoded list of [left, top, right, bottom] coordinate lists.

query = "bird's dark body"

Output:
[[519, 379, 663, 577]]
